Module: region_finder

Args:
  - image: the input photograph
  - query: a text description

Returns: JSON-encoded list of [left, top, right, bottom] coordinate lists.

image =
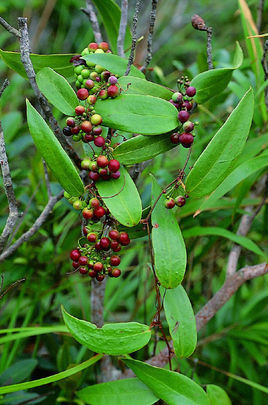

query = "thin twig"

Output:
[[0, 78, 9, 97], [81, 0, 102, 43], [117, 0, 128, 57], [0, 16, 20, 38], [0, 278, 26, 300], [125, 0, 142, 75], [257, 0, 264, 34], [141, 0, 158, 71], [261, 40, 268, 108], [43, 160, 52, 198], [191, 15, 213, 69]]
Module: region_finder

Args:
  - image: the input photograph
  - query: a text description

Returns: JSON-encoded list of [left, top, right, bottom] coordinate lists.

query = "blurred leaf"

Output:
[[0, 359, 37, 385], [118, 76, 172, 99], [36, 67, 77, 115], [164, 285, 197, 358], [62, 307, 151, 355], [206, 385, 232, 405]]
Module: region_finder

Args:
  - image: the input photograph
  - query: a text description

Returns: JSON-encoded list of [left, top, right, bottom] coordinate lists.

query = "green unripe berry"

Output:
[[91, 114, 102, 125], [95, 49, 104, 54], [81, 69, 90, 78], [75, 80, 80, 88], [81, 158, 91, 170], [73, 200, 83, 210], [74, 65, 83, 75], [90, 72, 98, 80], [86, 60, 96, 67], [72, 133, 82, 142], [77, 75, 84, 83], [68, 196, 77, 204], [64, 191, 71, 199], [95, 65, 105, 73], [81, 48, 90, 56]]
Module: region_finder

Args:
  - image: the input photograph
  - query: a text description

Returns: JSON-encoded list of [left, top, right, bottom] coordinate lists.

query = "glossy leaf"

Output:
[[62, 307, 151, 355], [206, 385, 232, 405], [95, 95, 178, 135], [186, 88, 254, 198], [0, 354, 102, 394], [96, 166, 142, 227], [91, 0, 132, 53], [0, 49, 75, 79], [78, 378, 158, 405], [82, 53, 143, 78], [114, 134, 176, 164], [123, 359, 210, 405], [191, 42, 243, 103], [151, 176, 186, 288], [118, 76, 172, 99], [26, 100, 84, 196], [36, 67, 78, 115], [164, 285, 197, 358], [183, 227, 265, 257], [198, 155, 268, 213]]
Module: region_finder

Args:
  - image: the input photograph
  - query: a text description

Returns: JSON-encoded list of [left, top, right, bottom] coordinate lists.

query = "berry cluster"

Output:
[[169, 77, 197, 148], [81, 155, 121, 182]]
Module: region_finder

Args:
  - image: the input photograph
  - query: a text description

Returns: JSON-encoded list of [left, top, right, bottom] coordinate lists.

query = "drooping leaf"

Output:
[[151, 176, 186, 288], [26, 100, 84, 196], [114, 134, 176, 164], [191, 42, 243, 104], [198, 155, 268, 213], [206, 385, 232, 405], [95, 94, 178, 135], [62, 307, 151, 355], [0, 49, 75, 79], [123, 359, 210, 405], [91, 0, 132, 53], [77, 378, 158, 405], [164, 285, 197, 358], [183, 227, 265, 257], [82, 53, 143, 78], [185, 88, 254, 198], [118, 76, 172, 99], [96, 166, 142, 227], [36, 67, 78, 115]]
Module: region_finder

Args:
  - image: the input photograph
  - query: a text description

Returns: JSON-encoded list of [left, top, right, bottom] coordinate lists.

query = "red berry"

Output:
[[84, 134, 94, 142], [119, 232, 130, 246], [107, 85, 119, 98], [170, 133, 180, 144], [100, 237, 110, 250], [97, 155, 109, 168], [89, 42, 99, 50], [70, 249, 80, 261], [81, 121, 93, 133], [85, 79, 94, 89], [99, 90, 108, 99], [89, 270, 97, 277], [111, 171, 120, 179], [75, 106, 85, 115], [94, 262, 103, 272], [79, 256, 88, 266], [99, 42, 109, 51], [178, 110, 190, 123], [95, 241, 102, 251], [90, 198, 100, 208], [178, 133, 194, 148], [186, 86, 196, 97], [175, 196, 186, 207], [183, 100, 193, 111], [82, 208, 94, 219], [72, 261, 80, 269], [111, 241, 121, 252], [165, 198, 175, 209], [96, 274, 105, 282], [109, 230, 120, 240], [112, 268, 121, 278], [83, 226, 88, 236], [94, 136, 105, 147], [92, 126, 102, 136], [71, 126, 80, 134], [108, 76, 118, 85], [66, 117, 75, 127], [87, 95, 97, 104], [79, 266, 88, 275], [87, 233, 98, 243], [77, 88, 89, 100], [89, 171, 100, 181], [110, 255, 121, 266], [108, 159, 120, 172], [169, 99, 180, 109], [94, 206, 106, 218]]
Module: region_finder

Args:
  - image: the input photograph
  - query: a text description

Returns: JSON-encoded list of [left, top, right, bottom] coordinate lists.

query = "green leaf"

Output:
[[26, 100, 84, 196], [0, 354, 102, 395], [0, 49, 75, 79], [0, 359, 37, 385], [91, 0, 132, 53], [95, 95, 178, 135], [77, 378, 158, 405], [0, 325, 67, 344], [199, 155, 268, 213], [62, 307, 151, 355], [36, 67, 78, 115], [186, 88, 254, 198], [96, 166, 142, 227], [206, 385, 232, 405], [118, 76, 172, 99], [82, 53, 143, 78], [123, 359, 210, 405], [191, 42, 243, 104], [151, 176, 186, 288], [164, 285, 197, 358], [114, 134, 176, 165]]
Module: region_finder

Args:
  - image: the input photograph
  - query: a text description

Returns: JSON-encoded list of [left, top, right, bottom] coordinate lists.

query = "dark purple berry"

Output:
[[178, 133, 194, 148], [186, 86, 196, 97], [178, 110, 190, 123]]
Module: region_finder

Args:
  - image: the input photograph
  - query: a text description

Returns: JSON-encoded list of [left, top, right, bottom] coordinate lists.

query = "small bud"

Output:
[[191, 14, 206, 30]]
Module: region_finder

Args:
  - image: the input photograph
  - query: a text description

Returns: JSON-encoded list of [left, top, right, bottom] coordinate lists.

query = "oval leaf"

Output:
[[118, 76, 172, 99], [191, 42, 243, 104], [151, 176, 186, 288], [114, 134, 176, 165], [0, 49, 75, 79], [26, 100, 84, 196], [96, 166, 142, 227], [36, 67, 78, 115], [95, 95, 178, 135], [186, 88, 254, 198], [62, 307, 151, 355], [82, 53, 143, 78], [206, 385, 232, 405], [164, 285, 197, 358], [123, 359, 210, 405], [78, 378, 158, 405]]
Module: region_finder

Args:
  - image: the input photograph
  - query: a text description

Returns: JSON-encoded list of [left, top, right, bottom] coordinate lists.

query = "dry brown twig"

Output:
[[81, 0, 102, 43]]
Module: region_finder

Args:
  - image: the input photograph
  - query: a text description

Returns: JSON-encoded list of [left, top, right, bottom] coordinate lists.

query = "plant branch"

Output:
[[141, 0, 158, 71], [0, 16, 20, 38], [0, 278, 26, 300], [117, 0, 128, 57], [261, 39, 268, 108], [81, 0, 102, 43], [191, 14, 213, 69], [257, 0, 264, 33], [125, 0, 142, 75]]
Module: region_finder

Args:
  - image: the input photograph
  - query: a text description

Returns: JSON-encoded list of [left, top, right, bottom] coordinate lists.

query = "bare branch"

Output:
[[81, 0, 102, 43], [43, 160, 52, 198], [0, 191, 64, 263], [191, 14, 213, 70], [261, 40, 268, 108], [0, 79, 9, 97], [0, 278, 26, 300], [125, 0, 142, 75], [0, 16, 20, 38], [141, 0, 158, 71], [117, 0, 128, 58], [257, 0, 264, 33]]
